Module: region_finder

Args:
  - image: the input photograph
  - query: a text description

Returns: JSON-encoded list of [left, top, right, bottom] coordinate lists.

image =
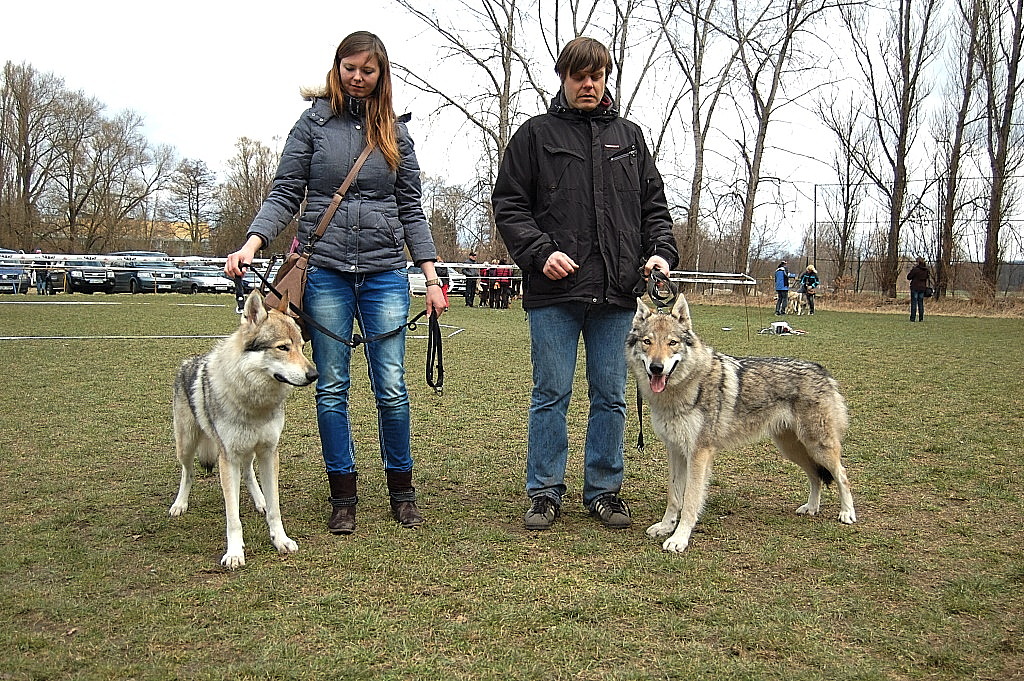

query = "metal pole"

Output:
[[812, 184, 818, 267]]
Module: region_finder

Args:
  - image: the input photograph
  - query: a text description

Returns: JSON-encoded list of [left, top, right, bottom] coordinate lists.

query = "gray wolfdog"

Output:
[[627, 295, 856, 553], [169, 291, 318, 569]]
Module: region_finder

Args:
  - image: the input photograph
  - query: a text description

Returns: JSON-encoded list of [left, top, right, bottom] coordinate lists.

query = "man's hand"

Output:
[[543, 251, 578, 280], [643, 255, 670, 276]]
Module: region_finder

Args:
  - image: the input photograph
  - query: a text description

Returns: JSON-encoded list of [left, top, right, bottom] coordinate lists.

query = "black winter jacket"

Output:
[[492, 92, 677, 309]]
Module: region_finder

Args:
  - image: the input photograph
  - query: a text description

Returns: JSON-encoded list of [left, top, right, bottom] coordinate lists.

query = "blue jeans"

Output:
[[910, 290, 925, 321], [304, 266, 412, 475], [525, 302, 634, 508]]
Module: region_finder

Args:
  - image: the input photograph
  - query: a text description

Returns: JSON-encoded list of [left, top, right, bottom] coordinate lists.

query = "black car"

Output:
[[62, 259, 117, 294], [107, 251, 184, 293]]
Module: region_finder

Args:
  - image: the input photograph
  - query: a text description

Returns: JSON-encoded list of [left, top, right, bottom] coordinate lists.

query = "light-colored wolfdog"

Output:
[[786, 291, 809, 315], [626, 295, 856, 553], [169, 291, 318, 569]]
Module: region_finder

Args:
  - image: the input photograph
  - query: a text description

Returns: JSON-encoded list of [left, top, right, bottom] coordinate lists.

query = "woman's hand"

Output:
[[419, 261, 448, 318], [225, 235, 263, 278], [424, 285, 448, 318]]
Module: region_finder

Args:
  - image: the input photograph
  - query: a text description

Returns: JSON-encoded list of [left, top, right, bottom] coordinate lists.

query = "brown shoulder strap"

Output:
[[309, 142, 376, 243]]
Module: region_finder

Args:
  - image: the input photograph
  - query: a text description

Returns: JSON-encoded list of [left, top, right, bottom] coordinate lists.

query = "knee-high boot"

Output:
[[386, 469, 424, 528], [327, 472, 357, 535]]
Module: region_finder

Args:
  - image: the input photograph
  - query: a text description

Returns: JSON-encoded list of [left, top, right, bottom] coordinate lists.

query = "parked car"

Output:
[[0, 248, 31, 294], [406, 264, 466, 296], [107, 251, 184, 293], [62, 258, 116, 294], [178, 266, 236, 294], [241, 261, 282, 294]]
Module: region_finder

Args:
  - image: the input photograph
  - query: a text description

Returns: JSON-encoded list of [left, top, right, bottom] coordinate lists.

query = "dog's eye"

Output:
[[642, 338, 651, 346], [668, 340, 679, 347], [276, 343, 291, 352]]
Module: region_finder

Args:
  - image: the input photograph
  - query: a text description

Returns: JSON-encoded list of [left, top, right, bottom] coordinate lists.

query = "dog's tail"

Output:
[[197, 439, 218, 472]]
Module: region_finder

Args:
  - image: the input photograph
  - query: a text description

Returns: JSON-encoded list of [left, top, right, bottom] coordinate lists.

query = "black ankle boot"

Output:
[[327, 472, 357, 535], [385, 469, 424, 528]]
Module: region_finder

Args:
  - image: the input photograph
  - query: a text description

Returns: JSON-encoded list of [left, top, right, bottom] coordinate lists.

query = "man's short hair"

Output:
[[554, 37, 614, 80]]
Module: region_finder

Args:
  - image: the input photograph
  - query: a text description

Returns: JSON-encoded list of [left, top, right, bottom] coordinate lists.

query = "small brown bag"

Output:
[[264, 143, 375, 338]]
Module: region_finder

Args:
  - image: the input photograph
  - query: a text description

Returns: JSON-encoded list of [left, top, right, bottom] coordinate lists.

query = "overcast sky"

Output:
[[1, 0, 479, 181]]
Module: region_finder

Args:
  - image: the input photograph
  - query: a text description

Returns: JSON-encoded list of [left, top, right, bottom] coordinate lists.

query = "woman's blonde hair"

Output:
[[324, 31, 399, 169]]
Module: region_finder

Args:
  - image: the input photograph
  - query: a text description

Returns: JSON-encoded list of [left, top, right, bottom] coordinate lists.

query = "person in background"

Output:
[[907, 256, 930, 322], [224, 31, 447, 535], [774, 260, 793, 315], [494, 261, 513, 308], [461, 252, 478, 306], [798, 264, 820, 315], [492, 36, 678, 532]]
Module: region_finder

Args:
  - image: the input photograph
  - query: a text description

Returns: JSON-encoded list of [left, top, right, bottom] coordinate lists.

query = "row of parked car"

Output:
[[0, 250, 249, 296], [1, 249, 468, 297]]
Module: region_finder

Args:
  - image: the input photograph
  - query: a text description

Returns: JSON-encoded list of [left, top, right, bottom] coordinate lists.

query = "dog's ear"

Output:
[[244, 290, 269, 325], [670, 293, 692, 329], [634, 297, 653, 322]]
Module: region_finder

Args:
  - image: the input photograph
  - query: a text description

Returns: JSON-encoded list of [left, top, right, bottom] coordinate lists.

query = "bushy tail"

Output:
[[197, 439, 219, 472]]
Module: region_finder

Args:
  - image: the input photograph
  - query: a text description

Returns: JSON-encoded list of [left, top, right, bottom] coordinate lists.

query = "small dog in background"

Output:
[[169, 291, 318, 569], [627, 294, 856, 553]]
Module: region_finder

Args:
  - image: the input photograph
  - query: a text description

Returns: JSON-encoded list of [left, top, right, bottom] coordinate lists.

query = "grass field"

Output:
[[1, 293, 1022, 680]]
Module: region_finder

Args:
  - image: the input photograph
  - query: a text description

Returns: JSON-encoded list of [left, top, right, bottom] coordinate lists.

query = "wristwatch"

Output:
[[424, 278, 442, 287]]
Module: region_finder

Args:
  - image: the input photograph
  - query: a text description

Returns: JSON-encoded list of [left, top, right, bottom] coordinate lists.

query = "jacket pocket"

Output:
[[541, 144, 584, 193], [608, 144, 639, 192]]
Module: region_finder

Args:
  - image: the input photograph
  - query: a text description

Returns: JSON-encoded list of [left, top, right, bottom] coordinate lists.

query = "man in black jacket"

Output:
[[492, 36, 678, 532]]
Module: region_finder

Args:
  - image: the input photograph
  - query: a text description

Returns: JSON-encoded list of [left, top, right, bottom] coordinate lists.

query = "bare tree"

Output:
[[167, 159, 218, 249], [977, 0, 1024, 295], [0, 62, 64, 246], [841, 0, 942, 297], [214, 137, 279, 254], [86, 112, 175, 252], [47, 90, 104, 250], [817, 95, 870, 290], [657, 0, 741, 270], [728, 0, 834, 275], [932, 0, 986, 297]]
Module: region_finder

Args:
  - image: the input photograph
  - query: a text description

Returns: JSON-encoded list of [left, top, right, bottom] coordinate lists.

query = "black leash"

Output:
[[632, 268, 679, 453], [234, 264, 444, 395]]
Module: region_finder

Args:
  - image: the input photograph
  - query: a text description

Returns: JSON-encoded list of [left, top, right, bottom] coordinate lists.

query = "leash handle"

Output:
[[425, 311, 444, 395]]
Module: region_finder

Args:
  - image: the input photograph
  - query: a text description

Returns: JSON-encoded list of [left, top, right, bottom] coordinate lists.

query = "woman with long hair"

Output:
[[225, 31, 446, 535]]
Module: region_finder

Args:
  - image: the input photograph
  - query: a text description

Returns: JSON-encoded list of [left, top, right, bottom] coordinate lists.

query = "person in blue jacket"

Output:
[[774, 261, 793, 315]]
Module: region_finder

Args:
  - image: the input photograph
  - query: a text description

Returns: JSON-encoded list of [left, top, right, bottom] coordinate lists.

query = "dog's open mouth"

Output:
[[649, 373, 668, 393]]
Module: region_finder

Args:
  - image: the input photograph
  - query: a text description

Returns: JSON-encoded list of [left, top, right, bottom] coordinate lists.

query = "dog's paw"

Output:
[[795, 503, 820, 516], [220, 551, 246, 570], [273, 536, 298, 555], [646, 521, 676, 538], [168, 502, 188, 517], [662, 536, 690, 553], [838, 509, 857, 524]]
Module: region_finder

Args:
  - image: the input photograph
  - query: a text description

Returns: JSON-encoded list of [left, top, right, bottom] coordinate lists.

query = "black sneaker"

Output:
[[590, 494, 632, 529], [524, 496, 560, 530]]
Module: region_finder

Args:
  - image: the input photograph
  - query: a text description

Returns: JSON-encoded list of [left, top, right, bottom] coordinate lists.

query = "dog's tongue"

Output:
[[650, 374, 667, 393]]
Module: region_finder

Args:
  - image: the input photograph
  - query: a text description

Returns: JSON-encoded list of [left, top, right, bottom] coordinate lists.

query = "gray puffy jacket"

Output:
[[247, 97, 436, 273]]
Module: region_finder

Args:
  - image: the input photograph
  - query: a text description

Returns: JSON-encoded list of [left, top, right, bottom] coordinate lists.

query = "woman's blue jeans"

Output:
[[304, 266, 412, 475], [525, 302, 634, 508], [910, 289, 926, 321]]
